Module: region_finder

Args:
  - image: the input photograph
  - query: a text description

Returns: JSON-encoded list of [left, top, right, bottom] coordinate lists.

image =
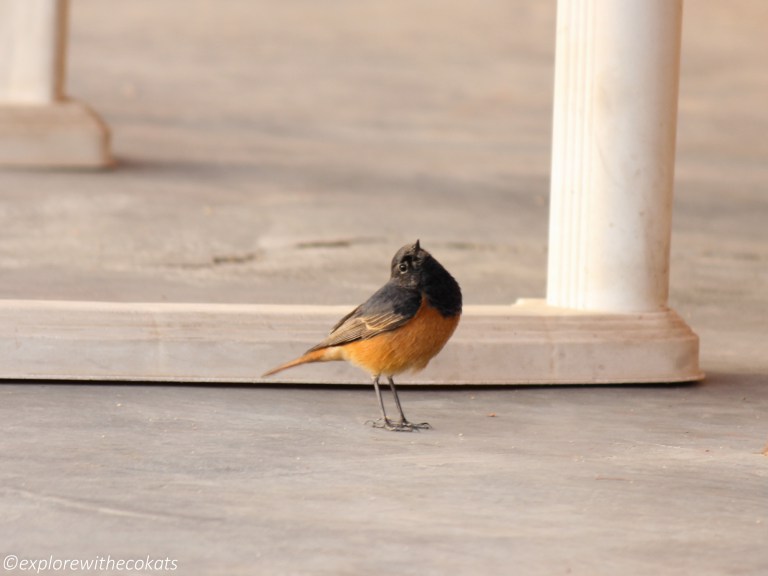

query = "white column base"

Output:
[[0, 99, 112, 168], [0, 299, 702, 385]]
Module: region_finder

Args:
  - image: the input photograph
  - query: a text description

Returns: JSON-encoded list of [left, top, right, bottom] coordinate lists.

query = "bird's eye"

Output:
[[398, 262, 408, 273]]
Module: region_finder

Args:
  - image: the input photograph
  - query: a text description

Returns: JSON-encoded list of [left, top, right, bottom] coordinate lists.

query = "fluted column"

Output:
[[0, 0, 112, 167], [547, 0, 683, 312]]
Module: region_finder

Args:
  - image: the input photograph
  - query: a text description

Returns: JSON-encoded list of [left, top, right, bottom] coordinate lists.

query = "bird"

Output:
[[262, 240, 462, 431]]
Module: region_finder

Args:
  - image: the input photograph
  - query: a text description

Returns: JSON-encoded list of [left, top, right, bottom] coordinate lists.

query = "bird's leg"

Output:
[[387, 376, 431, 431], [388, 376, 408, 423], [368, 375, 396, 430]]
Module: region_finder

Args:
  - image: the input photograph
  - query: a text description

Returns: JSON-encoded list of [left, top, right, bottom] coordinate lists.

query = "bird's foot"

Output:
[[397, 420, 432, 432], [367, 418, 432, 432]]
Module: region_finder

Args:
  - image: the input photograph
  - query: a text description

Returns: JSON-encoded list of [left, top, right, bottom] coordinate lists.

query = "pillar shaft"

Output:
[[0, 0, 68, 103], [547, 0, 683, 312]]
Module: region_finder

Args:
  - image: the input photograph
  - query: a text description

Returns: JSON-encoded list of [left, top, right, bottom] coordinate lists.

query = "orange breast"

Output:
[[340, 298, 460, 377]]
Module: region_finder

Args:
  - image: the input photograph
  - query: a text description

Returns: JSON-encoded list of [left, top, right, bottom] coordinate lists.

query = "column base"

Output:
[[0, 99, 113, 168], [0, 299, 702, 384]]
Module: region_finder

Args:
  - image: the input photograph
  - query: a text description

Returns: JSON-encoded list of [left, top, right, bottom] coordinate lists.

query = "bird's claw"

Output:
[[367, 418, 432, 432]]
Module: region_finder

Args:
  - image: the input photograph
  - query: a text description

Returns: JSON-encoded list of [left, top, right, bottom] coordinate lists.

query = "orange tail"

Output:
[[261, 348, 336, 377]]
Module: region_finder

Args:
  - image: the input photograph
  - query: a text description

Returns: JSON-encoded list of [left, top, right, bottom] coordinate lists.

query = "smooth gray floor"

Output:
[[1, 1, 767, 574], [1, 378, 766, 576]]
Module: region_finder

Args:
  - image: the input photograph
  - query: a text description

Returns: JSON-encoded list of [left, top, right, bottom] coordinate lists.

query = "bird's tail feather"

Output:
[[261, 348, 333, 377]]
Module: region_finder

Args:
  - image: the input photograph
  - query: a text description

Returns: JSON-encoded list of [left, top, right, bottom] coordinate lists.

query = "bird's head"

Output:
[[390, 240, 430, 289]]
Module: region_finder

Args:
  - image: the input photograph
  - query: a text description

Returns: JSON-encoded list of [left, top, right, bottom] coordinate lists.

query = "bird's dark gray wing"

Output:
[[307, 283, 422, 351]]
